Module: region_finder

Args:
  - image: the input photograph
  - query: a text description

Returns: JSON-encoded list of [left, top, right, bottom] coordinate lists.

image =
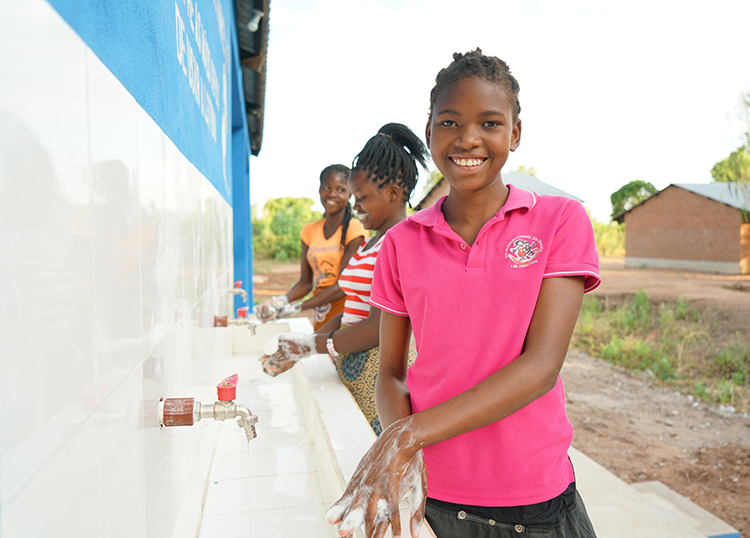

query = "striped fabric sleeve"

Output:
[[339, 237, 385, 324]]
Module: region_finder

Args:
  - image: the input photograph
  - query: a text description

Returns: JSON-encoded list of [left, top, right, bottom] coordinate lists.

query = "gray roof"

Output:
[[504, 173, 584, 202], [673, 183, 750, 212]]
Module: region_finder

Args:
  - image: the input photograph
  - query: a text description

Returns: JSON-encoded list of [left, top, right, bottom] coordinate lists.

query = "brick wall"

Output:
[[624, 186, 741, 262]]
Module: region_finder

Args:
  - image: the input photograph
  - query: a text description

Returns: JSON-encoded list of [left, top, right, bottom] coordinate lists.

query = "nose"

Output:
[[455, 123, 481, 149], [352, 198, 362, 211]]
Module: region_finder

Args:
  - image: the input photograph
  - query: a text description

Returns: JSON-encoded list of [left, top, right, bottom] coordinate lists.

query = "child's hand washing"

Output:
[[258, 333, 315, 376], [254, 295, 289, 322], [326, 419, 426, 538]]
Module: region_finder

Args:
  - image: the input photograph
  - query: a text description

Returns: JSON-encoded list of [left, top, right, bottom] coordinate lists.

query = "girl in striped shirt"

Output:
[[259, 122, 428, 435]]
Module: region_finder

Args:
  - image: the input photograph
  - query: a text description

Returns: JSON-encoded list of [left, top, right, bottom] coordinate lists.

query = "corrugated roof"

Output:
[[673, 183, 750, 212], [503, 173, 584, 202], [236, 0, 270, 156]]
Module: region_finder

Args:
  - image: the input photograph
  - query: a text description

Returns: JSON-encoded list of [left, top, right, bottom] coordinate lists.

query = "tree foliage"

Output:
[[508, 164, 538, 178], [711, 90, 750, 184], [420, 169, 444, 198], [610, 180, 657, 218], [252, 197, 322, 261], [711, 146, 750, 183]]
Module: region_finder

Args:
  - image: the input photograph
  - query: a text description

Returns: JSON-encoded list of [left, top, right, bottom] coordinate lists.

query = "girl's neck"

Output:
[[323, 208, 345, 238], [366, 207, 407, 250], [442, 182, 509, 246]]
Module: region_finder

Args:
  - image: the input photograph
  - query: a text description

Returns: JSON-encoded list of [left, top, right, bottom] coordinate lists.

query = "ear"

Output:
[[425, 120, 432, 149], [510, 119, 522, 152], [388, 184, 401, 203]]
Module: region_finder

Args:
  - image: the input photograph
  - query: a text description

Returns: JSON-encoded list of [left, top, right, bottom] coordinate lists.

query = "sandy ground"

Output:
[[253, 258, 750, 535]]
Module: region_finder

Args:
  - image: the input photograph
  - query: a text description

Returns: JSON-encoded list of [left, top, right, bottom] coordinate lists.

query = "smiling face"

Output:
[[347, 169, 401, 231], [426, 76, 521, 196], [318, 171, 351, 215]]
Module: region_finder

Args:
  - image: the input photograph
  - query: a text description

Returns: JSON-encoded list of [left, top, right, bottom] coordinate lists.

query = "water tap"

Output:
[[158, 374, 258, 441], [229, 280, 249, 302], [214, 306, 258, 335]]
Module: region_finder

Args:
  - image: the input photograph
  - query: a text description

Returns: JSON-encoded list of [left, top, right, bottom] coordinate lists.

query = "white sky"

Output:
[[250, 0, 750, 222]]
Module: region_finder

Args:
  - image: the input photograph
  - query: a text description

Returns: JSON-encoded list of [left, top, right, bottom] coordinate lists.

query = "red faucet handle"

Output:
[[234, 280, 243, 288], [217, 374, 239, 401], [237, 306, 250, 318]]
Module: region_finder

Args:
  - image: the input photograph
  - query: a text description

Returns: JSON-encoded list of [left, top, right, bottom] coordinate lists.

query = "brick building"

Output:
[[614, 183, 750, 275]]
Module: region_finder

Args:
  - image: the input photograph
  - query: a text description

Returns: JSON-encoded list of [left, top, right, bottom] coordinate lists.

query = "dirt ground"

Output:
[[253, 258, 750, 535]]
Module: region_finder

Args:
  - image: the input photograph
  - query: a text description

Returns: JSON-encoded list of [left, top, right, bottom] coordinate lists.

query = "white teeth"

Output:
[[357, 214, 367, 221], [455, 158, 483, 167]]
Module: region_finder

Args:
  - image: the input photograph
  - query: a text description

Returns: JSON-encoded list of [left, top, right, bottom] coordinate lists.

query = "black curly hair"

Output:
[[351, 123, 429, 203], [319, 164, 354, 248], [429, 48, 521, 122]]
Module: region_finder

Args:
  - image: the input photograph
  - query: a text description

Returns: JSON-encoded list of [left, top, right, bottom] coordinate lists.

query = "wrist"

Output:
[[326, 330, 340, 360], [314, 333, 328, 354]]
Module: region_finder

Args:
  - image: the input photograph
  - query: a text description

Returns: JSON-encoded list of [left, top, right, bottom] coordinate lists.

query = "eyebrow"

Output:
[[435, 109, 507, 117]]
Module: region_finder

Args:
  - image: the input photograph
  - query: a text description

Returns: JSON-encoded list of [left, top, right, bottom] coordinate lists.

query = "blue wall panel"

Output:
[[48, 0, 238, 203]]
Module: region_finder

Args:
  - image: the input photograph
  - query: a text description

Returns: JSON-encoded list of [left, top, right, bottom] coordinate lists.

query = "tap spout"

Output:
[[229, 288, 249, 302], [194, 400, 258, 441]]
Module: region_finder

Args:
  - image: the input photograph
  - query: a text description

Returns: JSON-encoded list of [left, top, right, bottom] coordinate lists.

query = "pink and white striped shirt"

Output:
[[339, 235, 385, 325]]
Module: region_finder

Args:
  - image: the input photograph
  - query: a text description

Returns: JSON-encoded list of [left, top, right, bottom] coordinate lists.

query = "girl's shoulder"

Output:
[[300, 219, 325, 242], [345, 217, 368, 241]]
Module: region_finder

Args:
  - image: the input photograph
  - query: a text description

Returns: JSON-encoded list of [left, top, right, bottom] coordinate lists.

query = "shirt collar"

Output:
[[410, 184, 537, 228]]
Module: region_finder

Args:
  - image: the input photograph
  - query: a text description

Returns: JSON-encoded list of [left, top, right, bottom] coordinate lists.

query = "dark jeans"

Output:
[[425, 491, 598, 538]]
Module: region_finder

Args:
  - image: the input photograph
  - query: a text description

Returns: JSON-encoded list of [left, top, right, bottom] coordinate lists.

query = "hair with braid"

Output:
[[351, 123, 429, 203], [319, 164, 354, 247], [429, 48, 521, 122]]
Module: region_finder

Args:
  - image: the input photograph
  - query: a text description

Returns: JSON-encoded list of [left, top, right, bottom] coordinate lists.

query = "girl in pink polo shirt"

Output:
[[259, 122, 428, 436], [327, 49, 601, 538]]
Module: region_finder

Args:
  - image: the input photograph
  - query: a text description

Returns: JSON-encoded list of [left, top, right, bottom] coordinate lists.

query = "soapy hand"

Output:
[[258, 332, 316, 377], [326, 419, 426, 538], [275, 301, 302, 319], [254, 295, 288, 322]]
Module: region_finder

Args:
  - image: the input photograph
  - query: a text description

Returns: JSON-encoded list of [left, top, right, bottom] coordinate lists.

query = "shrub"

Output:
[[252, 197, 322, 261]]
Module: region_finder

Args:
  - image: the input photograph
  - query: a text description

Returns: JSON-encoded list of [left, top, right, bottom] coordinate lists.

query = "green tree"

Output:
[[420, 169, 444, 198], [610, 180, 657, 218], [252, 197, 322, 261], [711, 90, 750, 184], [508, 164, 538, 178], [711, 146, 750, 183]]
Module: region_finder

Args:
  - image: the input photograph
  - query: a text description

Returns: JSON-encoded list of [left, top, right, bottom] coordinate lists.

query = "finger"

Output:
[[409, 498, 425, 538], [339, 506, 366, 536], [326, 496, 351, 525], [388, 501, 402, 538]]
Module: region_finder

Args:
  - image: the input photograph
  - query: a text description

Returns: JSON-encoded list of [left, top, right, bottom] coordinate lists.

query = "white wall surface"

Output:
[[0, 2, 238, 535]]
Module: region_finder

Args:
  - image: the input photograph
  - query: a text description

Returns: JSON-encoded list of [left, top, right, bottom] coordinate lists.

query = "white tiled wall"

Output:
[[0, 1, 236, 536]]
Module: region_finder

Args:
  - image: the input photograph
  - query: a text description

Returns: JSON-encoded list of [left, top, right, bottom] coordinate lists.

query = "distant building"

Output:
[[614, 183, 750, 275], [414, 172, 583, 211]]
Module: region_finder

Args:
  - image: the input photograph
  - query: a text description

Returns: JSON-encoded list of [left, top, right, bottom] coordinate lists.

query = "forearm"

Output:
[[375, 312, 414, 429], [300, 283, 345, 311], [286, 280, 313, 302], [313, 310, 379, 354]]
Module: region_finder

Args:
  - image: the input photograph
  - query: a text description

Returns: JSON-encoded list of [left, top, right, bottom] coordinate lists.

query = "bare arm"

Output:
[[374, 313, 413, 429], [285, 241, 314, 302], [312, 306, 381, 355], [299, 282, 345, 311], [298, 235, 364, 311]]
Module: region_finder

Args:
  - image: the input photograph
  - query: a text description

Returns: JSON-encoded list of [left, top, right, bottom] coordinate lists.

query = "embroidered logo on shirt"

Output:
[[505, 235, 543, 267]]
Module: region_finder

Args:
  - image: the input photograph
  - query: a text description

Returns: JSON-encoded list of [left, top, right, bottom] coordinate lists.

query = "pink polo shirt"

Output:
[[370, 185, 600, 507]]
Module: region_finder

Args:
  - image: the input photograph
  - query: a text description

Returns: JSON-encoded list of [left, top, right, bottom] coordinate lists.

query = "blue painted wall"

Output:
[[48, 0, 254, 306]]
